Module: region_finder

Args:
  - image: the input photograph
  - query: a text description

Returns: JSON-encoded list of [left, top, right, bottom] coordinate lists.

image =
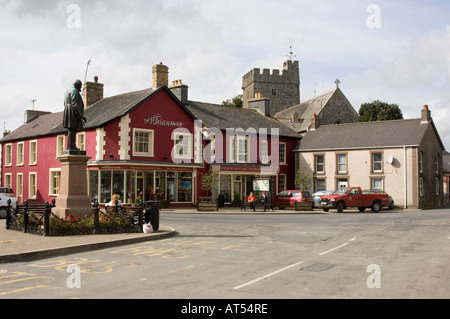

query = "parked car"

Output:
[[363, 190, 394, 210], [0, 187, 18, 219], [312, 190, 334, 208], [321, 187, 390, 213], [272, 190, 313, 209]]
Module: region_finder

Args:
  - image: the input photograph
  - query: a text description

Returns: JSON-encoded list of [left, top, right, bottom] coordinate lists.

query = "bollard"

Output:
[[93, 200, 100, 235], [6, 199, 11, 230], [23, 200, 29, 234], [145, 200, 160, 231]]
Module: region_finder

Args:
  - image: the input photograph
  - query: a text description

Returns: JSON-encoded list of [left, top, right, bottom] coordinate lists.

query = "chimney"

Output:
[[310, 113, 320, 131], [83, 76, 104, 107], [248, 94, 271, 116], [152, 62, 169, 88], [421, 105, 431, 123], [24, 110, 51, 124], [169, 79, 189, 103]]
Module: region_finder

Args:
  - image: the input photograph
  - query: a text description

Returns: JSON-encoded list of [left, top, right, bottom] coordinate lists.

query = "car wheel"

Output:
[[371, 201, 381, 213], [0, 208, 7, 219], [337, 201, 345, 213]]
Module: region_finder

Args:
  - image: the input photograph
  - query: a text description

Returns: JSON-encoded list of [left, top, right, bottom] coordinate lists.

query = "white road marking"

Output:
[[233, 261, 305, 290], [319, 243, 349, 256]]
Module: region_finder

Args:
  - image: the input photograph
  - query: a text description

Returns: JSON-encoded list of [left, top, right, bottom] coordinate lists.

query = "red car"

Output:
[[272, 190, 313, 209]]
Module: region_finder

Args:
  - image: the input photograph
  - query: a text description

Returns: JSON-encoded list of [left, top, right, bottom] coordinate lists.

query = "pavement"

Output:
[[0, 206, 407, 264]]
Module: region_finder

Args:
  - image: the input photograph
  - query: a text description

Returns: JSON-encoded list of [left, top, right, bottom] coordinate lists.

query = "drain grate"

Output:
[[300, 263, 336, 272]]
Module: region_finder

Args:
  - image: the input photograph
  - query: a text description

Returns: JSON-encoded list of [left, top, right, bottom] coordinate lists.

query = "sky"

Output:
[[1, 0, 450, 149]]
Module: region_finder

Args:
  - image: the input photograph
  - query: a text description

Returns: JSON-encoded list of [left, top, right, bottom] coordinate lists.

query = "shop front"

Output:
[[211, 164, 277, 205], [87, 164, 198, 206]]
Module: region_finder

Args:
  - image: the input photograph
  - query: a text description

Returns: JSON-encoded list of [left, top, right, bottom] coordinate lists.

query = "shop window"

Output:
[[89, 171, 99, 202], [178, 172, 193, 202], [279, 174, 286, 193]]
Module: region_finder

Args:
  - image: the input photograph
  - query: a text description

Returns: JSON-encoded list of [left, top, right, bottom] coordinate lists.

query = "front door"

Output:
[[337, 178, 348, 189]]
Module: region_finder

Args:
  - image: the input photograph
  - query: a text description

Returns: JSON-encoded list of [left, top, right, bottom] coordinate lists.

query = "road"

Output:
[[0, 208, 449, 301]]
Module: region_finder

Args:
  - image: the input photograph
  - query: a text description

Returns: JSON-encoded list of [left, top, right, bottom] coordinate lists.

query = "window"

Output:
[[77, 133, 85, 151], [315, 155, 324, 173], [237, 136, 248, 163], [337, 154, 347, 173], [261, 140, 269, 164], [315, 178, 326, 192], [17, 174, 23, 199], [372, 152, 383, 173], [4, 174, 12, 188], [436, 154, 440, 173], [272, 88, 277, 96], [174, 133, 193, 159], [17, 142, 24, 166], [419, 152, 423, 173], [50, 170, 61, 196], [371, 178, 383, 192], [29, 173, 37, 199], [278, 174, 286, 193], [57, 135, 65, 157], [419, 177, 424, 197], [279, 143, 286, 165], [5, 144, 12, 166], [133, 129, 154, 157], [229, 136, 236, 163], [29, 140, 37, 165]]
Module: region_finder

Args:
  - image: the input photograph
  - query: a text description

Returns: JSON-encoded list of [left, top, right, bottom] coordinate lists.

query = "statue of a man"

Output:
[[63, 80, 86, 151]]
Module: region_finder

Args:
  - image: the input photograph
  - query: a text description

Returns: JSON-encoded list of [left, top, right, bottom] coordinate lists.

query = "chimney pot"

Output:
[[94, 76, 99, 83]]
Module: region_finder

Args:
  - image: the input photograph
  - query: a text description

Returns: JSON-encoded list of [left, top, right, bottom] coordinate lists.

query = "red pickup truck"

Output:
[[320, 186, 390, 213]]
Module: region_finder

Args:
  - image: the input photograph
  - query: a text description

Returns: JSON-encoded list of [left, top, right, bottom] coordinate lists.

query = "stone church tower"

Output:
[[242, 60, 300, 116]]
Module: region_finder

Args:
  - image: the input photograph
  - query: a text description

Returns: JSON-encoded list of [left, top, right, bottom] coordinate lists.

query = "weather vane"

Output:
[[286, 46, 296, 61]]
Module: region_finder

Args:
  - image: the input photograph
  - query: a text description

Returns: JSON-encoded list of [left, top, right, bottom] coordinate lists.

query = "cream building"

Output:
[[295, 105, 445, 209]]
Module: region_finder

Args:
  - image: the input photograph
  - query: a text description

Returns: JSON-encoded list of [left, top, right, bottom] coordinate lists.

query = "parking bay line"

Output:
[[233, 261, 305, 290]]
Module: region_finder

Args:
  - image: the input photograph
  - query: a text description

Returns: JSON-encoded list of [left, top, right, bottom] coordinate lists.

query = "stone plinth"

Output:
[[53, 153, 92, 219]]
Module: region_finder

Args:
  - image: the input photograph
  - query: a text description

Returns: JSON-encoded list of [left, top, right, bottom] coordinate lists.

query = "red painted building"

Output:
[[0, 63, 300, 208]]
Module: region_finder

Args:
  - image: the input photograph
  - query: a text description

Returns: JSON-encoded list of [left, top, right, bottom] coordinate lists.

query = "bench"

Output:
[[241, 200, 274, 212]]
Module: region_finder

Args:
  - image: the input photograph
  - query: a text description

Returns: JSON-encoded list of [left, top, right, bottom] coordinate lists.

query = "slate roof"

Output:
[[297, 118, 444, 151], [1, 86, 300, 143], [186, 100, 300, 138], [275, 90, 335, 133]]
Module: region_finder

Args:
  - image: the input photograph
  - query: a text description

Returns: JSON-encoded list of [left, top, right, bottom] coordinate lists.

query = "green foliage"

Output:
[[201, 169, 215, 196], [359, 100, 403, 122], [295, 168, 312, 191], [222, 94, 243, 108]]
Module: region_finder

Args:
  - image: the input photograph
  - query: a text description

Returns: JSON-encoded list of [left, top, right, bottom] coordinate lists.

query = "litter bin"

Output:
[[145, 200, 160, 231], [218, 193, 225, 208]]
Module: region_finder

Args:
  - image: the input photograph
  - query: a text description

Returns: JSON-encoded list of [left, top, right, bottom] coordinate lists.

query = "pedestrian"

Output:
[[248, 192, 256, 209]]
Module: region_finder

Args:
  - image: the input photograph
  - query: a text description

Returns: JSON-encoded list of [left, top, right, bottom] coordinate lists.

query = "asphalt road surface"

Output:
[[1, 208, 449, 301]]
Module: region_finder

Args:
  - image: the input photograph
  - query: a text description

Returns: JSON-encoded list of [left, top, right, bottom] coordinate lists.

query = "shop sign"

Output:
[[144, 114, 184, 127]]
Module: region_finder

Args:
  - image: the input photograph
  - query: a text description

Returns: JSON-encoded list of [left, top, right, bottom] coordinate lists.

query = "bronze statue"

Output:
[[63, 80, 86, 152]]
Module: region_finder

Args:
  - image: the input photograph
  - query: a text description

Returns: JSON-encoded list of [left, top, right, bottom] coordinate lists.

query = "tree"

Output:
[[222, 94, 243, 108], [359, 100, 403, 122], [294, 168, 312, 192], [201, 169, 215, 197]]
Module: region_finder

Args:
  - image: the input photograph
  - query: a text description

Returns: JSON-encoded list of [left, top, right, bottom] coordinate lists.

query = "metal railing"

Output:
[[4, 199, 160, 237]]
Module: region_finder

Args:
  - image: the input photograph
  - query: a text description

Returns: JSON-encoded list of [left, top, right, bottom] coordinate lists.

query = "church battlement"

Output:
[[242, 60, 300, 115]]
